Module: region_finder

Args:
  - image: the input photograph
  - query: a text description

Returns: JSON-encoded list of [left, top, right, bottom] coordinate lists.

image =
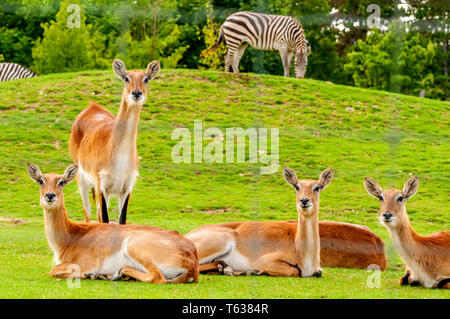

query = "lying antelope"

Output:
[[186, 168, 387, 277], [69, 59, 160, 224], [364, 176, 450, 289], [27, 163, 198, 284]]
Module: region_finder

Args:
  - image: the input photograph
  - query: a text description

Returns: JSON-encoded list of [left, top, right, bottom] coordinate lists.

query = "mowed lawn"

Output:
[[0, 69, 448, 298]]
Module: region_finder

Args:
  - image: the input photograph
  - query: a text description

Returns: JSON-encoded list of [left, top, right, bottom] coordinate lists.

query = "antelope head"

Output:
[[27, 163, 78, 211], [112, 59, 160, 107], [364, 176, 419, 228], [283, 167, 334, 217]]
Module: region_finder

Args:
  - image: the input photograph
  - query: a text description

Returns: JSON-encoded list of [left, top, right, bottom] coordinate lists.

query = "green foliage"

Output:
[[31, 1, 98, 74], [199, 1, 227, 70], [0, 27, 34, 67], [0, 0, 59, 67], [0, 0, 447, 100], [113, 25, 189, 69], [345, 30, 394, 90], [399, 33, 436, 96], [345, 26, 439, 98]]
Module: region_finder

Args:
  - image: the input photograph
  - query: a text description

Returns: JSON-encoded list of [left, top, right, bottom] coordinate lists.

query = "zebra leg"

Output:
[[232, 43, 248, 74], [279, 48, 290, 77], [225, 51, 233, 72], [287, 51, 294, 76]]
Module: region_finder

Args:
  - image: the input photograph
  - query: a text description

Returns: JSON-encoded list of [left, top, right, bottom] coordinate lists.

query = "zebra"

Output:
[[0, 63, 36, 82], [211, 11, 311, 78]]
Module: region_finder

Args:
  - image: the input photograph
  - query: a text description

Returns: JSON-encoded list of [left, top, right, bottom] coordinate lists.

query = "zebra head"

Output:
[[294, 45, 311, 79]]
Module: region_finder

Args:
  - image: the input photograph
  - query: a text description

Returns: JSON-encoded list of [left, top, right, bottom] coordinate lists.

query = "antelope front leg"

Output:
[[312, 269, 323, 278], [50, 263, 82, 279], [199, 261, 230, 274], [437, 279, 450, 289], [113, 265, 166, 283], [254, 254, 301, 277], [118, 193, 131, 225], [400, 270, 411, 286], [400, 270, 421, 287], [77, 175, 92, 223], [96, 189, 109, 223]]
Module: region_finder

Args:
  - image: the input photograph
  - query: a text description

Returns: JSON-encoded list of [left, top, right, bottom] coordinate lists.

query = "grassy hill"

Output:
[[0, 69, 448, 298]]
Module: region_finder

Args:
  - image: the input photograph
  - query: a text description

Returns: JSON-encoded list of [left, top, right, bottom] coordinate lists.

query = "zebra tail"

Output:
[[202, 24, 224, 56]]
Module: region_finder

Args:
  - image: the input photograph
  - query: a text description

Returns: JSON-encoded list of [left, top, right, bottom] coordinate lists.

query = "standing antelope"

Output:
[[27, 163, 198, 284], [211, 11, 311, 78], [364, 176, 450, 289], [69, 59, 160, 224], [186, 168, 387, 277]]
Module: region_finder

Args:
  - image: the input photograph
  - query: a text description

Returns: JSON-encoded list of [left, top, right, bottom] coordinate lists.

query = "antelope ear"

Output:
[[318, 168, 333, 190], [146, 61, 160, 80], [403, 176, 419, 200], [27, 163, 42, 183], [62, 164, 78, 184], [283, 167, 299, 190], [364, 177, 383, 200], [112, 59, 127, 81]]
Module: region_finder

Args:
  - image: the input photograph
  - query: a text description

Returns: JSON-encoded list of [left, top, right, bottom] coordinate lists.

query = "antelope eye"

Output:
[[124, 76, 130, 83], [57, 180, 65, 187], [38, 179, 44, 185], [143, 76, 149, 84], [313, 186, 320, 192], [397, 196, 403, 202]]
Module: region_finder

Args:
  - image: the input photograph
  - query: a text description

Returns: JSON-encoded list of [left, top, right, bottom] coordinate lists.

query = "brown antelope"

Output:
[[27, 163, 198, 284], [364, 176, 450, 289], [186, 168, 387, 277], [69, 59, 160, 224]]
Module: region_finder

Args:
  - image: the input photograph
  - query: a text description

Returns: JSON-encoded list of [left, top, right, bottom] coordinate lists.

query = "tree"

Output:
[[399, 33, 436, 97], [407, 0, 449, 100], [344, 29, 394, 90], [32, 1, 96, 74], [199, 0, 227, 70]]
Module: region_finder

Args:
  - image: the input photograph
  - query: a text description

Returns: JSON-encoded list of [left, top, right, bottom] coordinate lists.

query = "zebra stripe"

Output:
[[0, 63, 36, 82], [218, 11, 310, 78]]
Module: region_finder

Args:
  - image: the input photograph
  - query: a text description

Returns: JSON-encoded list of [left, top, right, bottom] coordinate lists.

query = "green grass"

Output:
[[0, 69, 448, 298]]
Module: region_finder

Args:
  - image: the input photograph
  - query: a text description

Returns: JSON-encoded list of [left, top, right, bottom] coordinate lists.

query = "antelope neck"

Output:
[[112, 97, 140, 153], [295, 211, 320, 270], [43, 200, 74, 262]]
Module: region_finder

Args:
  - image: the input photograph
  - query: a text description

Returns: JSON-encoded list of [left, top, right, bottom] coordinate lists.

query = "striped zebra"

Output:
[[212, 11, 311, 78], [0, 63, 36, 82]]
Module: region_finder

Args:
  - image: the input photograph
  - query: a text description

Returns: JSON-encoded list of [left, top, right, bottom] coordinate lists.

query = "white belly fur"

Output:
[[97, 237, 186, 280], [221, 243, 251, 272], [78, 164, 96, 187]]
